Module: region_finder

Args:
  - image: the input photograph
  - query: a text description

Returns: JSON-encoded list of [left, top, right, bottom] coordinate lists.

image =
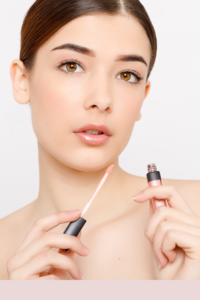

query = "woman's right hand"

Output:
[[6, 210, 89, 280]]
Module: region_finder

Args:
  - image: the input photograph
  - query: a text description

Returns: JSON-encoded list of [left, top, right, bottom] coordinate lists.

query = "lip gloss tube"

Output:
[[63, 164, 114, 252], [146, 163, 167, 213]]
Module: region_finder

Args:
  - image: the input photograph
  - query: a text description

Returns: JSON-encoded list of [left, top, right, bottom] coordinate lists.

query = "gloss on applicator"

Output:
[[63, 164, 114, 252], [146, 163, 167, 213]]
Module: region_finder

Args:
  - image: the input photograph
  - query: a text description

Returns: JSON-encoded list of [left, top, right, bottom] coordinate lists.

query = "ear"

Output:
[[136, 80, 151, 122], [10, 59, 30, 104], [144, 80, 151, 99]]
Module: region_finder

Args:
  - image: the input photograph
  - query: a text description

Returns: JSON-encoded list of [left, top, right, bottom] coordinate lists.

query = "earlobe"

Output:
[[144, 80, 151, 99], [10, 59, 30, 104]]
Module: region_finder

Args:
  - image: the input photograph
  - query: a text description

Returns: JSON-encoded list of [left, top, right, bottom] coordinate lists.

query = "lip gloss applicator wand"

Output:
[[63, 164, 114, 252]]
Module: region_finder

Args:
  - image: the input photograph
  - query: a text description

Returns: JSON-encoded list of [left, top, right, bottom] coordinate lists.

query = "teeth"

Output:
[[85, 130, 103, 135]]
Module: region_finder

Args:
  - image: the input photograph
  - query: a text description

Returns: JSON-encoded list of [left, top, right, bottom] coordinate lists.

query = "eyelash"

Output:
[[57, 59, 143, 85]]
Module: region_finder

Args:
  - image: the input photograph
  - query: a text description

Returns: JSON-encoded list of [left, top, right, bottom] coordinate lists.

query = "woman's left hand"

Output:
[[132, 185, 200, 280]]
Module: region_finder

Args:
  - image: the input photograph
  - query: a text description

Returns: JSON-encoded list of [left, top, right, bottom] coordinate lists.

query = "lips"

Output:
[[74, 124, 112, 136], [73, 123, 112, 145]]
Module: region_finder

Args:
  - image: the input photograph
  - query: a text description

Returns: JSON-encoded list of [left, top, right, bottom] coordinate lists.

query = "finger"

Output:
[[145, 206, 200, 243], [8, 232, 89, 271], [133, 185, 193, 214], [77, 231, 82, 240], [149, 199, 154, 217], [9, 250, 83, 280], [58, 231, 83, 260], [64, 230, 84, 258], [152, 221, 200, 267], [16, 210, 81, 253], [162, 230, 200, 262]]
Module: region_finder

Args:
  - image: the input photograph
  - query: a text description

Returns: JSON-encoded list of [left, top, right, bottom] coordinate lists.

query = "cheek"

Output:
[[32, 77, 75, 116], [116, 88, 143, 130], [113, 88, 144, 151], [125, 98, 142, 120], [29, 72, 82, 149]]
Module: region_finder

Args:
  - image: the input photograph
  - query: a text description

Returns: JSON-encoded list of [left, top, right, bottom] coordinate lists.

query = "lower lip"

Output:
[[74, 132, 110, 145]]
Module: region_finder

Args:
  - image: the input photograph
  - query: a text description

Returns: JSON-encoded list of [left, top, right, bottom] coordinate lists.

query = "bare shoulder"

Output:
[[162, 178, 200, 217], [0, 201, 37, 280]]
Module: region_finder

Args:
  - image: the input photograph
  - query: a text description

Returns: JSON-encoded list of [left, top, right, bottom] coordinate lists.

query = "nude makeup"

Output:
[[73, 123, 112, 146], [146, 163, 167, 213], [63, 164, 114, 252]]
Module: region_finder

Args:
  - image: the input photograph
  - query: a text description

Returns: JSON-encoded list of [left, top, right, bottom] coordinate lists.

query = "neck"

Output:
[[34, 142, 125, 224]]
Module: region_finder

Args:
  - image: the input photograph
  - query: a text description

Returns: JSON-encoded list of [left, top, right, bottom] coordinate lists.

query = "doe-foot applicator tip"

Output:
[[106, 164, 114, 174]]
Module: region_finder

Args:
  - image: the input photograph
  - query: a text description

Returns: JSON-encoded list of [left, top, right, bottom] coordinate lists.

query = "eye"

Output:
[[57, 61, 143, 85], [117, 70, 143, 85], [57, 60, 84, 73]]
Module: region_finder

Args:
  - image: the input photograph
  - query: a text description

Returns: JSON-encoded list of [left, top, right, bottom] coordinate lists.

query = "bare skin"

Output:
[[0, 174, 200, 280], [1, 12, 200, 280]]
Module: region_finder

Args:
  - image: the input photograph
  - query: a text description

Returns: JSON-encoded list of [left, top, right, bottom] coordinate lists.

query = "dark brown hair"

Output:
[[20, 0, 157, 79]]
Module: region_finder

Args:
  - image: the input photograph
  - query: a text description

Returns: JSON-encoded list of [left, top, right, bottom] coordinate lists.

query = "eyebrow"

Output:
[[51, 43, 148, 67]]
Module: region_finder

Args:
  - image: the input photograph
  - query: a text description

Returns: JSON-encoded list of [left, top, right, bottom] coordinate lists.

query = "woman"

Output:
[[0, 0, 200, 280]]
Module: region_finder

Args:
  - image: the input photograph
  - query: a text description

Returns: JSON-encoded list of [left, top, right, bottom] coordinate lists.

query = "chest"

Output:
[[68, 215, 155, 280]]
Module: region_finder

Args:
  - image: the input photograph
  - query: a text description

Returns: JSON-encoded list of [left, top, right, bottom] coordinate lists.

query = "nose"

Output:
[[83, 75, 113, 113]]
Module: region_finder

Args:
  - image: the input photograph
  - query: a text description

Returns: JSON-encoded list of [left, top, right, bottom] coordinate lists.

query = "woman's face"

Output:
[[25, 13, 151, 171]]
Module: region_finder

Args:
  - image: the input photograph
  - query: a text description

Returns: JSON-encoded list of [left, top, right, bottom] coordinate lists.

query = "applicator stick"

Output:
[[81, 164, 114, 217], [63, 164, 114, 252]]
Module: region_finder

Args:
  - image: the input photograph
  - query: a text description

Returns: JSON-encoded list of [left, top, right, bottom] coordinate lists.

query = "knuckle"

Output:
[[169, 185, 176, 193], [34, 217, 44, 228]]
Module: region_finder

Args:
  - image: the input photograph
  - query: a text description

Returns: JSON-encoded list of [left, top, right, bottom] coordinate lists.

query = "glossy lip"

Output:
[[74, 132, 109, 145], [73, 123, 112, 136]]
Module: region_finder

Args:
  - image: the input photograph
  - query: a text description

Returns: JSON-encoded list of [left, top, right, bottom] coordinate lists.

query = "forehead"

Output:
[[41, 13, 151, 63]]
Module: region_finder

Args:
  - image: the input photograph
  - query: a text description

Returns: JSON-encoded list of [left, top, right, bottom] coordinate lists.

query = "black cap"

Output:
[[146, 171, 161, 182], [63, 217, 87, 252]]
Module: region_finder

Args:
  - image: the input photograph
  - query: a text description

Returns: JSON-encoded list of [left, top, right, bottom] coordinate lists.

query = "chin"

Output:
[[38, 138, 118, 172], [58, 152, 116, 173], [68, 159, 114, 172]]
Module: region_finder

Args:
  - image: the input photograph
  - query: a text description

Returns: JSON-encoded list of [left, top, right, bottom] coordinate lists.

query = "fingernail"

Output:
[[79, 270, 83, 278], [130, 193, 143, 201], [130, 197, 139, 201], [69, 210, 81, 215], [82, 245, 90, 254]]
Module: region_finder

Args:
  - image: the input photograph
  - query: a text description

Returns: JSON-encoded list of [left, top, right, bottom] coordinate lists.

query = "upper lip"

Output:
[[74, 123, 112, 136]]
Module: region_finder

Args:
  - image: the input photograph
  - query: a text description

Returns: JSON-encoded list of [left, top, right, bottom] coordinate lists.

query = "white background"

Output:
[[0, 0, 200, 218]]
